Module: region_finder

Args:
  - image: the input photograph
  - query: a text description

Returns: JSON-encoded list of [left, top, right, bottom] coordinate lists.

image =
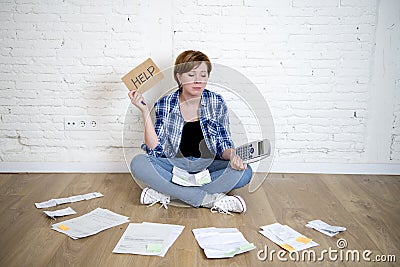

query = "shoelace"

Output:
[[147, 196, 170, 209], [210, 206, 233, 215], [210, 197, 234, 216]]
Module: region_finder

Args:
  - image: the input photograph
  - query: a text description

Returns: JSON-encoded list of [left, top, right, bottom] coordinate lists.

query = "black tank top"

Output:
[[178, 121, 214, 158]]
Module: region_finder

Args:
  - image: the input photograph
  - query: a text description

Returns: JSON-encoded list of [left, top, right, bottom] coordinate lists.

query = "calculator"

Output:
[[235, 139, 271, 163]]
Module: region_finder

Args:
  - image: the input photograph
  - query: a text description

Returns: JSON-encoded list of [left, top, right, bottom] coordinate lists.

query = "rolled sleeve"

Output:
[[215, 122, 234, 157], [139, 101, 166, 158], [218, 136, 234, 156]]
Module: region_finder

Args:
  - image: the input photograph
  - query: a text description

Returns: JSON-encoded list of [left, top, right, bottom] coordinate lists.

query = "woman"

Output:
[[129, 50, 252, 215]]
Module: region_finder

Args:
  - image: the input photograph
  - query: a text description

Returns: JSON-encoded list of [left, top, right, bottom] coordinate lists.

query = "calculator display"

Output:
[[235, 139, 271, 163]]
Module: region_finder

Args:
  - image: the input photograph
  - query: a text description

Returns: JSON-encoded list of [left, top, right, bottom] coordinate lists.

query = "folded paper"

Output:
[[193, 227, 255, 259], [306, 220, 346, 237], [259, 223, 319, 252]]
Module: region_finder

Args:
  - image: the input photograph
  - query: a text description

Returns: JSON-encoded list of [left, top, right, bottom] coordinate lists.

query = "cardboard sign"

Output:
[[121, 58, 164, 93]]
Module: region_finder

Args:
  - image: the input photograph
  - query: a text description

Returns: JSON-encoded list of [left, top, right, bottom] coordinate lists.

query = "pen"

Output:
[[131, 90, 146, 105]]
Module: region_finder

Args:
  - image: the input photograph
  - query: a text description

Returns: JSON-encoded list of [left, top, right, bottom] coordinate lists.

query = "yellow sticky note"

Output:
[[280, 244, 296, 251], [58, 224, 70, 231], [296, 236, 312, 244]]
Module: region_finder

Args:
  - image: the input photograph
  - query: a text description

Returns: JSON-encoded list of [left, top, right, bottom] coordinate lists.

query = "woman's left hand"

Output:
[[222, 148, 247, 171], [229, 153, 247, 171]]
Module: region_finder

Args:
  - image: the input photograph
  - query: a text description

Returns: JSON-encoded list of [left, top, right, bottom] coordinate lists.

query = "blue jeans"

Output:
[[130, 154, 252, 207]]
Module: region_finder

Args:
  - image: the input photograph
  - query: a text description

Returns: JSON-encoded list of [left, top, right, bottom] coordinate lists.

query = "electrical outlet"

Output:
[[64, 116, 99, 131]]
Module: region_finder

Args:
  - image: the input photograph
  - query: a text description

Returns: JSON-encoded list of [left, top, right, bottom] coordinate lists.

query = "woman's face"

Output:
[[177, 61, 209, 98]]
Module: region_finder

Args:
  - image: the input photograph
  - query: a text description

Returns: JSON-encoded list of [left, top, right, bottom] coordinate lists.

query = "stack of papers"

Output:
[[306, 220, 346, 237], [172, 166, 211, 186], [113, 222, 184, 257], [35, 192, 104, 208], [192, 227, 255, 258], [52, 208, 129, 239], [260, 223, 319, 252], [44, 207, 76, 220]]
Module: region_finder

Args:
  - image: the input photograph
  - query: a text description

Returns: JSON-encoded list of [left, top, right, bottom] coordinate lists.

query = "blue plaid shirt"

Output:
[[142, 89, 234, 158]]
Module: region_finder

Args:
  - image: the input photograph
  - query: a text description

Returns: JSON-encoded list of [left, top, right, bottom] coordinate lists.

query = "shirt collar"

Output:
[[170, 89, 211, 118], [173, 88, 209, 106], [200, 89, 208, 106]]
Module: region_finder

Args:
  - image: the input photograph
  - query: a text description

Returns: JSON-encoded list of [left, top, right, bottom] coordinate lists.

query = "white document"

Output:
[[35, 199, 57, 209], [55, 198, 71, 205], [306, 220, 346, 237], [113, 222, 184, 257], [35, 192, 104, 209], [260, 223, 319, 252], [172, 166, 211, 187], [51, 208, 129, 239], [192, 227, 255, 258], [44, 207, 76, 220]]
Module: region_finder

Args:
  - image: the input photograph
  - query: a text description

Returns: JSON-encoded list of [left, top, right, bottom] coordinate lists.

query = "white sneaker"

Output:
[[140, 187, 170, 209], [211, 195, 246, 215]]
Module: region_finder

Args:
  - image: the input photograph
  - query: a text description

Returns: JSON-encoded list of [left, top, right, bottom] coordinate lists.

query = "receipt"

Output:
[[44, 207, 76, 220], [35, 192, 103, 209]]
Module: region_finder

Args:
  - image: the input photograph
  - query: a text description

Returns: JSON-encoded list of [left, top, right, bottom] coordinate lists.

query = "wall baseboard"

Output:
[[267, 162, 400, 175], [0, 161, 399, 175]]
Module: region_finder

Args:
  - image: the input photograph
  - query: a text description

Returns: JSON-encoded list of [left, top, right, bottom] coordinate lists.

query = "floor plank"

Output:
[[0, 173, 399, 266]]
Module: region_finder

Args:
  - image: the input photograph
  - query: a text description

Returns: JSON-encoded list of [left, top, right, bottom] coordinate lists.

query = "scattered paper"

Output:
[[192, 227, 255, 258], [35, 192, 103, 209], [113, 222, 184, 257], [44, 207, 77, 220], [306, 220, 346, 237], [172, 166, 211, 186], [260, 223, 319, 252], [51, 208, 129, 239]]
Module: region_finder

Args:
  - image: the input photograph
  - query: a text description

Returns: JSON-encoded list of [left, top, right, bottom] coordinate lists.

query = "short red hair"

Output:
[[174, 50, 212, 85]]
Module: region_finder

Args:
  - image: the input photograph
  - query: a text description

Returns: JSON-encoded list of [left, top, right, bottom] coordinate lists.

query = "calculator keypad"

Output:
[[236, 143, 254, 161]]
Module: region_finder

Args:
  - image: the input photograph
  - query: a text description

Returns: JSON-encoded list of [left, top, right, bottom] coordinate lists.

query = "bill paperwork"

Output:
[[113, 222, 184, 257], [260, 223, 319, 252], [52, 208, 129, 239], [192, 227, 255, 258]]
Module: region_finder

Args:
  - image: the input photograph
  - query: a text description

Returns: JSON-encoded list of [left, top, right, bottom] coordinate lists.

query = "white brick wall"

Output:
[[0, 0, 399, 172], [390, 72, 400, 161]]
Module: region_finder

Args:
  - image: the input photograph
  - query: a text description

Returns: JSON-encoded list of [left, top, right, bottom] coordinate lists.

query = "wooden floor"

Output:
[[0, 173, 399, 267]]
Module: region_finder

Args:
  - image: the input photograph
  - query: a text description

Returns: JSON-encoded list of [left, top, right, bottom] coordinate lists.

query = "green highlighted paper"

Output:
[[193, 227, 255, 258], [113, 222, 185, 257], [224, 243, 256, 257], [172, 166, 211, 186], [146, 243, 163, 253]]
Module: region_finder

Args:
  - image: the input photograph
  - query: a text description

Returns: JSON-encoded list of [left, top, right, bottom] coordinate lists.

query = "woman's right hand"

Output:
[[128, 90, 148, 112], [128, 89, 158, 150]]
